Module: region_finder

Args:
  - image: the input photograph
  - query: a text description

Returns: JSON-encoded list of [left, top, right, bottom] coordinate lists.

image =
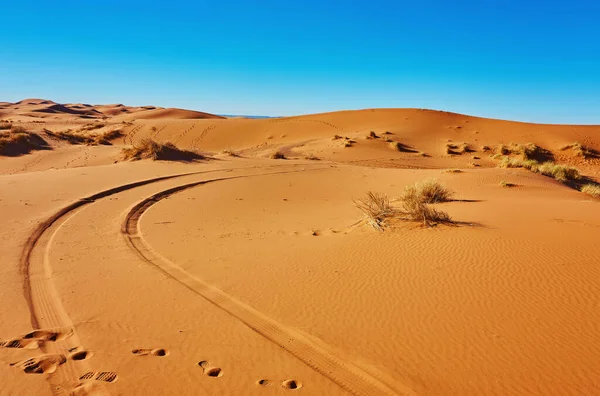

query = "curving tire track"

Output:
[[122, 175, 416, 396], [17, 163, 413, 396]]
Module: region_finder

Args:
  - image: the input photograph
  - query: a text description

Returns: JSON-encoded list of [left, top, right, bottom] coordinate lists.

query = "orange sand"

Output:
[[1, 99, 599, 395]]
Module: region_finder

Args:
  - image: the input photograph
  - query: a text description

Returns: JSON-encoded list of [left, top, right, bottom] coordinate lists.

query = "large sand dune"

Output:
[[1, 100, 599, 395]]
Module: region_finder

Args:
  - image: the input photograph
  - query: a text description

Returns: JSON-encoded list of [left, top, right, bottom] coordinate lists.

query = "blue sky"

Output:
[[1, 1, 600, 123]]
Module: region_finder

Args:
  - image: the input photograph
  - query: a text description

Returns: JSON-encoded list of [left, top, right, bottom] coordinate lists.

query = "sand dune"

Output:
[[1, 99, 599, 395]]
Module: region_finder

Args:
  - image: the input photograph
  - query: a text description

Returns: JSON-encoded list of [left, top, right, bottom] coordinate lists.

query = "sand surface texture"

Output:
[[1, 100, 600, 395]]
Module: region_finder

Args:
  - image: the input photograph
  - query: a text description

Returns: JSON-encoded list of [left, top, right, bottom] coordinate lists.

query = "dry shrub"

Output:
[[269, 151, 286, 159], [221, 148, 240, 157], [481, 145, 491, 152], [367, 131, 378, 139], [0, 129, 48, 156], [500, 181, 516, 188], [354, 192, 395, 231], [0, 121, 12, 130], [45, 129, 122, 146], [581, 184, 600, 198], [304, 153, 320, 160], [122, 138, 203, 161], [561, 142, 599, 159], [401, 190, 451, 226], [402, 179, 453, 203], [497, 156, 580, 183], [537, 162, 580, 182], [443, 169, 462, 173]]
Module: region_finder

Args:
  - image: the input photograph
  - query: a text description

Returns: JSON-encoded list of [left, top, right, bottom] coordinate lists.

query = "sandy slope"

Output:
[[1, 100, 600, 395]]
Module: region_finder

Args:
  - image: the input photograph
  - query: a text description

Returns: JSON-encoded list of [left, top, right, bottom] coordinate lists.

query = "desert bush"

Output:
[[0, 130, 48, 156], [10, 125, 27, 134], [500, 181, 516, 188], [367, 131, 378, 139], [402, 179, 453, 203], [561, 142, 599, 159], [354, 192, 395, 231], [122, 138, 204, 161], [269, 150, 286, 159], [400, 186, 452, 226], [581, 184, 600, 198], [390, 141, 414, 152], [221, 148, 240, 157], [0, 121, 12, 130], [443, 169, 462, 173], [537, 162, 580, 182], [304, 153, 320, 160]]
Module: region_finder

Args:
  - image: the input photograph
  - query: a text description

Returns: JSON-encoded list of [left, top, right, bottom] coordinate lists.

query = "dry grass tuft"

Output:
[[366, 131, 379, 139], [122, 138, 204, 161], [221, 148, 240, 157], [581, 184, 600, 198], [402, 179, 453, 203], [443, 169, 463, 173], [354, 192, 396, 231], [497, 156, 580, 183], [561, 142, 599, 159], [500, 180, 517, 188], [0, 128, 49, 156], [401, 189, 452, 226], [0, 121, 12, 130], [45, 129, 123, 146], [390, 141, 415, 152], [304, 153, 320, 160], [269, 150, 286, 159]]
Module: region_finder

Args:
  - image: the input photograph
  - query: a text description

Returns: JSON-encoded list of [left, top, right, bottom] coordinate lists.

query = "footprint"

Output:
[[1, 328, 72, 349], [69, 347, 93, 361], [79, 371, 118, 383], [11, 354, 67, 374], [257, 378, 302, 390], [132, 348, 169, 357], [197, 360, 223, 377], [281, 379, 302, 390]]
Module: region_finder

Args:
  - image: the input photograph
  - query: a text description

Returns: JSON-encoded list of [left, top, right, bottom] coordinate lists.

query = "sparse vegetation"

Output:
[[354, 192, 395, 231], [355, 180, 454, 230], [269, 150, 286, 159], [304, 153, 320, 160], [0, 121, 12, 130], [561, 142, 599, 159], [221, 148, 240, 157], [500, 180, 516, 188], [481, 145, 491, 152], [400, 187, 452, 226], [45, 129, 123, 146], [497, 156, 581, 183], [332, 135, 342, 140], [366, 131, 379, 139], [122, 138, 204, 161], [402, 179, 453, 204], [443, 169, 462, 173], [0, 128, 48, 156], [581, 184, 600, 198]]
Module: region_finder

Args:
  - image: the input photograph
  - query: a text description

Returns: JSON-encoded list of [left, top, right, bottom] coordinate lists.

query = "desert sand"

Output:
[[1, 99, 600, 395]]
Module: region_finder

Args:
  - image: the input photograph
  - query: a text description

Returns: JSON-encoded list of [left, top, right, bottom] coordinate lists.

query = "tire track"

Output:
[[17, 169, 235, 395], [122, 175, 415, 396]]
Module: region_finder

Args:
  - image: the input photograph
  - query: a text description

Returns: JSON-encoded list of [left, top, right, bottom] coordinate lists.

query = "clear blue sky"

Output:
[[1, 1, 599, 123]]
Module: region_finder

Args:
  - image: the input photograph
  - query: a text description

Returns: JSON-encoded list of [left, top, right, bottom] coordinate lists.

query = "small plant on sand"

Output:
[[581, 184, 600, 198], [390, 141, 415, 152], [400, 188, 452, 226], [221, 148, 240, 157], [354, 192, 395, 231], [269, 150, 286, 159], [0, 121, 12, 130], [0, 128, 48, 156], [304, 153, 320, 160], [122, 138, 204, 161], [402, 179, 453, 203], [443, 169, 463, 173], [10, 125, 27, 134], [537, 162, 580, 182], [561, 142, 599, 159], [45, 129, 122, 146], [481, 145, 491, 152], [500, 180, 516, 188]]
